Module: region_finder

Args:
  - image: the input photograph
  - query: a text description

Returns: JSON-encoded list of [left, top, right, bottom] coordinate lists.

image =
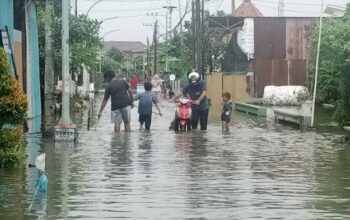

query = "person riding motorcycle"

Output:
[[174, 71, 209, 130]]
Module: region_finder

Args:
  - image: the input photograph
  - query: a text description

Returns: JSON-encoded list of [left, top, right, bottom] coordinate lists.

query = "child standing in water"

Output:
[[221, 92, 233, 132], [134, 82, 162, 130]]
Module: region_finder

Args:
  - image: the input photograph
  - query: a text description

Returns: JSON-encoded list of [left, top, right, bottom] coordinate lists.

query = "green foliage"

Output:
[[70, 14, 101, 74], [0, 128, 26, 168], [308, 3, 350, 125], [37, 3, 101, 79], [0, 49, 28, 128], [164, 31, 193, 78], [334, 100, 350, 126], [0, 49, 12, 96], [107, 47, 124, 63], [0, 49, 27, 168], [0, 79, 28, 128], [156, 10, 229, 78]]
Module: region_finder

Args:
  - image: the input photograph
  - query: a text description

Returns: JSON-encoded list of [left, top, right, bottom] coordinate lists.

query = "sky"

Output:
[[77, 0, 349, 44]]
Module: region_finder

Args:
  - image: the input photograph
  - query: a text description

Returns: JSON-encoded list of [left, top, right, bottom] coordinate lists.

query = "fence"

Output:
[[206, 73, 250, 109]]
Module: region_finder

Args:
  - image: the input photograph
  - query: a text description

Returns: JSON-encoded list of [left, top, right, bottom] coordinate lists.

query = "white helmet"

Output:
[[188, 72, 200, 84]]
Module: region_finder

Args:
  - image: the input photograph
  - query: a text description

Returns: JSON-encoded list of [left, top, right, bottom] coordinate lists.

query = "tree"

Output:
[[101, 56, 120, 82], [37, 3, 101, 82], [107, 47, 124, 63], [156, 10, 228, 78], [308, 3, 350, 125], [37, 2, 102, 131]]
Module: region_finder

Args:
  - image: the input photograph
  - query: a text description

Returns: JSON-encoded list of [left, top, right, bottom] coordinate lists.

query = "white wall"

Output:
[[237, 18, 254, 60]]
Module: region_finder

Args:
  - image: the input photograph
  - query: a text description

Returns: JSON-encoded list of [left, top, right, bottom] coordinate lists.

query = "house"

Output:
[[0, 0, 41, 133], [234, 0, 263, 17], [103, 41, 146, 58], [209, 0, 318, 98]]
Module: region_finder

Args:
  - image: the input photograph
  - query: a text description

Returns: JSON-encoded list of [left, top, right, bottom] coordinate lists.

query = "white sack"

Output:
[[263, 86, 310, 106], [35, 153, 46, 172]]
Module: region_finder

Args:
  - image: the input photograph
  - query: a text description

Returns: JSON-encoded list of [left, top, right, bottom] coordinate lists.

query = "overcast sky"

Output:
[[77, 0, 349, 44]]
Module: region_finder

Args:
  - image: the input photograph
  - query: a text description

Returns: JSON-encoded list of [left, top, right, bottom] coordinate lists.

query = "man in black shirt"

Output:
[[174, 71, 209, 130], [98, 72, 134, 132]]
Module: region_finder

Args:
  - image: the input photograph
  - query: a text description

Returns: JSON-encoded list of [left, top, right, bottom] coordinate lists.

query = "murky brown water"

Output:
[[1, 94, 350, 219]]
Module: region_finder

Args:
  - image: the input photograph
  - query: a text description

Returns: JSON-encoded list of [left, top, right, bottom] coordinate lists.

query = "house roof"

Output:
[[234, 0, 263, 17], [103, 41, 146, 53]]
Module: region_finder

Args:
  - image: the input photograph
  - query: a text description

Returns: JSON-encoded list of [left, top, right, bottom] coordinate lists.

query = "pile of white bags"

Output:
[[263, 86, 310, 106]]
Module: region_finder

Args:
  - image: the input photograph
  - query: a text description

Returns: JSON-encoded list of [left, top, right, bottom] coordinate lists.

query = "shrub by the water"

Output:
[[0, 48, 28, 168], [0, 128, 26, 168]]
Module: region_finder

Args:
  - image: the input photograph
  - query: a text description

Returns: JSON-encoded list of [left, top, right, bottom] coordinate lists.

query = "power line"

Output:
[[255, 3, 321, 15], [80, 8, 164, 12], [81, 0, 166, 2], [98, 14, 150, 20], [216, 0, 224, 11], [255, 0, 347, 7]]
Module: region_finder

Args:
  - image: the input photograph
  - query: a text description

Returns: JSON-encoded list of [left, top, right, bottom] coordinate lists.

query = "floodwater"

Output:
[[1, 93, 350, 219]]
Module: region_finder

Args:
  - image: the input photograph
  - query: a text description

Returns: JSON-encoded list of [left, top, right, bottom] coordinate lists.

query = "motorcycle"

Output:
[[174, 97, 193, 132]]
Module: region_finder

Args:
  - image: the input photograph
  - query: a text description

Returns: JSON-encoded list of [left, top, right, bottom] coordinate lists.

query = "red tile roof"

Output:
[[235, 0, 263, 17]]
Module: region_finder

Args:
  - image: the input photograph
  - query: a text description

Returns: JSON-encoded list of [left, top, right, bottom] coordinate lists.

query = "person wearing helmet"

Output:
[[174, 71, 209, 130]]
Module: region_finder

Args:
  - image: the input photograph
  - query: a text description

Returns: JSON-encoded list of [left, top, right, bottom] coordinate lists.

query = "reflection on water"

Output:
[[1, 96, 350, 219]]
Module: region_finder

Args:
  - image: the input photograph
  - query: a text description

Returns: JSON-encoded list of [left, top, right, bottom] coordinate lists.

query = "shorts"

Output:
[[139, 114, 152, 124], [221, 114, 231, 123], [139, 114, 152, 130], [111, 106, 131, 124]]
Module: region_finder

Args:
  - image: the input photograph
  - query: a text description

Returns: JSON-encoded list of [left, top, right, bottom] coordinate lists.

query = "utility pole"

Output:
[[278, 0, 285, 16], [75, 0, 78, 16], [196, 0, 201, 73], [191, 0, 196, 69], [201, 0, 205, 78], [153, 20, 158, 75], [178, 0, 183, 44], [231, 0, 235, 15], [162, 6, 176, 73], [43, 0, 55, 134], [55, 0, 77, 141], [163, 6, 176, 40], [146, 37, 151, 80]]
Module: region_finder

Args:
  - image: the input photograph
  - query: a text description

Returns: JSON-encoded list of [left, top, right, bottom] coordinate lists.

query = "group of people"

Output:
[[98, 71, 233, 132]]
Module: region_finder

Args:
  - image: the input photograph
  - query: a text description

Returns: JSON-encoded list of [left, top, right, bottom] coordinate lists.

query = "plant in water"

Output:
[[0, 48, 28, 168]]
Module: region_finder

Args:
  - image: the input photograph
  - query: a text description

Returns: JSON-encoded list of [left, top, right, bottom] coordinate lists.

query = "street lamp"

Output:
[[101, 29, 120, 39], [311, 0, 325, 127], [87, 0, 105, 16], [99, 16, 119, 25]]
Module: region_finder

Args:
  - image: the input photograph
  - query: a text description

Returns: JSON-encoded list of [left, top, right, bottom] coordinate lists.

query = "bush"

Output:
[[307, 4, 350, 125], [334, 100, 350, 126], [0, 79, 28, 127], [0, 128, 26, 168], [0, 48, 28, 168], [0, 51, 12, 96]]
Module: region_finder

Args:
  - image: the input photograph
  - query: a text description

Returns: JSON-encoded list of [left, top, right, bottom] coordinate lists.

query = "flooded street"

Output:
[[1, 93, 350, 219]]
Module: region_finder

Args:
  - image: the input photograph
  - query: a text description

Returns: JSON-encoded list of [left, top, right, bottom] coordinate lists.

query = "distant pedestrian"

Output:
[[130, 74, 138, 94], [134, 82, 162, 130], [221, 92, 232, 132], [151, 73, 163, 102], [98, 72, 134, 132]]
